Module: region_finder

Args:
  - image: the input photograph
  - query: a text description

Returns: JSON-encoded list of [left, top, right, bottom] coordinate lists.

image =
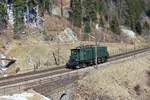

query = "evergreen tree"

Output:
[[70, 0, 82, 27], [143, 21, 150, 30], [82, 0, 97, 22], [135, 21, 142, 35], [110, 16, 120, 34], [83, 16, 91, 33], [96, 0, 106, 27], [125, 0, 144, 32], [44, 0, 54, 15], [13, 0, 26, 34], [0, 0, 7, 30]]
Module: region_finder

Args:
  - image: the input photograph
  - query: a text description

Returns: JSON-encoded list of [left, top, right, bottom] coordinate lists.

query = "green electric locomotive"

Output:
[[66, 45, 109, 69]]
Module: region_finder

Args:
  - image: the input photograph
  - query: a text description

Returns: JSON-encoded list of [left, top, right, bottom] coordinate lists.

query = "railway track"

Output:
[[0, 46, 149, 91], [108, 46, 150, 61]]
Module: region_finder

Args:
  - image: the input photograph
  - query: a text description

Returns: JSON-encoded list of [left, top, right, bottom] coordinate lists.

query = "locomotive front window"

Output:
[[71, 51, 77, 55], [71, 49, 79, 55]]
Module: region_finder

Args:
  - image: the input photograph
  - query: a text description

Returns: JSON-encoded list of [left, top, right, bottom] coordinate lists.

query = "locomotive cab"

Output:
[[66, 49, 80, 69], [66, 45, 109, 69]]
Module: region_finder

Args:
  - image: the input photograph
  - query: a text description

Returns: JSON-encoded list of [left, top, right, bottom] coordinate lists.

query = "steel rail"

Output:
[[0, 46, 149, 88]]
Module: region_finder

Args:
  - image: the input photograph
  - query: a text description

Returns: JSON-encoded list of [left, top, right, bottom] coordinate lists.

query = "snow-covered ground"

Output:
[[121, 27, 136, 38], [7, 2, 43, 28], [0, 92, 51, 100], [0, 54, 8, 71], [7, 4, 14, 25], [58, 28, 78, 42]]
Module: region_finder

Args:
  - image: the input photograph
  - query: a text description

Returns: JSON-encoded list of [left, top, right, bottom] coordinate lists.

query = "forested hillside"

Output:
[[70, 0, 150, 35], [0, 0, 149, 37]]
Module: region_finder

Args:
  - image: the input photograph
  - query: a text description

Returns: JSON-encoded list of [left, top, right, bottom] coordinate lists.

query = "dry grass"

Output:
[[43, 15, 70, 32], [3, 37, 148, 75], [5, 38, 79, 74], [74, 51, 150, 100], [0, 40, 3, 48]]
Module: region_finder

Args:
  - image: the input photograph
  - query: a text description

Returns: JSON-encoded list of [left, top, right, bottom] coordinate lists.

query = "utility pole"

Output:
[[60, 0, 63, 16], [88, 33, 98, 68], [133, 38, 136, 58], [57, 33, 60, 65], [94, 1, 101, 68], [95, 32, 98, 68]]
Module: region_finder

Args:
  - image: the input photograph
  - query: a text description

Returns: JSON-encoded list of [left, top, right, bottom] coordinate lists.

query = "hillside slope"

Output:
[[73, 51, 150, 100]]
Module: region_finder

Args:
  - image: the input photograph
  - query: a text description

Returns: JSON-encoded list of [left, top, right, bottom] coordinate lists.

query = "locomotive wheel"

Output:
[[76, 65, 80, 69], [80, 63, 87, 68], [76, 63, 86, 69], [90, 60, 93, 65], [97, 58, 101, 64], [101, 57, 105, 63]]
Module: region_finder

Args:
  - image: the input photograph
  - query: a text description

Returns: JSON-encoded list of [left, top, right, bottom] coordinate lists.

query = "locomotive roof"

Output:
[[76, 45, 107, 49]]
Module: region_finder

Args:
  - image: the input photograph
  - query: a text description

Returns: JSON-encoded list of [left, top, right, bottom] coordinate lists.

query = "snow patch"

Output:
[[121, 27, 136, 38], [7, 4, 14, 25], [52, 6, 61, 16], [0, 92, 51, 100], [0, 54, 7, 70], [24, 6, 43, 28], [64, 28, 77, 41], [58, 28, 77, 42], [0, 92, 33, 100]]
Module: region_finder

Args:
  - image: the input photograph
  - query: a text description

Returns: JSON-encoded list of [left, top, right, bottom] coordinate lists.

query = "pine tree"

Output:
[[44, 0, 54, 15], [70, 0, 82, 27], [110, 16, 120, 34], [83, 17, 91, 33], [0, 0, 7, 31], [125, 0, 144, 32], [96, 0, 106, 27], [82, 0, 97, 22], [13, 0, 26, 34]]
